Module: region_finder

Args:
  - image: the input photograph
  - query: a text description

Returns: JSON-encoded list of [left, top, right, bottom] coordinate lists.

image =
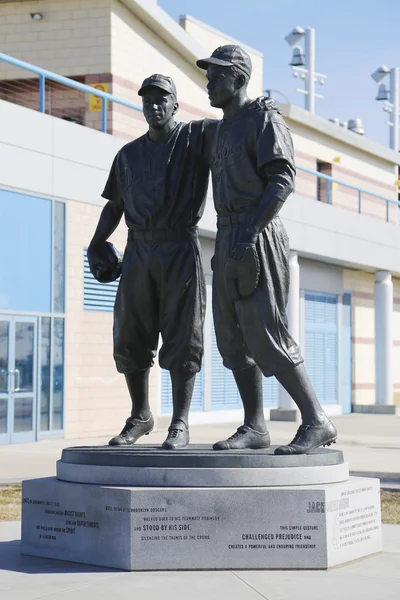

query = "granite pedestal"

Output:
[[21, 445, 382, 571]]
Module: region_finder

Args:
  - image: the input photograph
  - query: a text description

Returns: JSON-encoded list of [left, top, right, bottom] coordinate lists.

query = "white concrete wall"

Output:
[[280, 193, 400, 276]]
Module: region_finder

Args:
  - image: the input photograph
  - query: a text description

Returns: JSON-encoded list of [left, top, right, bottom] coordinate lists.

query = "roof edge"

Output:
[[280, 103, 400, 167], [179, 14, 263, 58], [119, 0, 207, 67]]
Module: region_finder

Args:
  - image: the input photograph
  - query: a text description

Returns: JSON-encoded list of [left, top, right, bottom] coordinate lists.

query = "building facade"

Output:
[[1, 0, 399, 445]]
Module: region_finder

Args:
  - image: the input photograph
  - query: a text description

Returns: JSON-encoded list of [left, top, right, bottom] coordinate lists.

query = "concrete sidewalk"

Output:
[[0, 521, 399, 600], [0, 414, 399, 486]]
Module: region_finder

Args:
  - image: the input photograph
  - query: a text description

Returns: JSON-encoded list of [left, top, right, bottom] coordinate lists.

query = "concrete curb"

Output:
[[2, 471, 400, 489]]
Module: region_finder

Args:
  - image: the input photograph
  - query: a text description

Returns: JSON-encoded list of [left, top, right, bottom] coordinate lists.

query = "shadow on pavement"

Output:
[[0, 540, 122, 574]]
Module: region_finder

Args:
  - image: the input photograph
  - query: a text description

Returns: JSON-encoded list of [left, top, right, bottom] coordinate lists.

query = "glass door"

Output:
[[0, 316, 37, 444]]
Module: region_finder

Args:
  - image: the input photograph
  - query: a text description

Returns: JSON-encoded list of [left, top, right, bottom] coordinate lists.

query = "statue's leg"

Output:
[[274, 364, 337, 455], [158, 237, 205, 450], [213, 365, 270, 450], [161, 369, 195, 450], [211, 230, 270, 450], [109, 241, 157, 446], [237, 219, 336, 454], [233, 365, 267, 432], [125, 369, 151, 420], [108, 369, 154, 446]]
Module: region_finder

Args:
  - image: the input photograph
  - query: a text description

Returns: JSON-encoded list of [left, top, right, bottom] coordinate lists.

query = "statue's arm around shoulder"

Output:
[[194, 118, 219, 166]]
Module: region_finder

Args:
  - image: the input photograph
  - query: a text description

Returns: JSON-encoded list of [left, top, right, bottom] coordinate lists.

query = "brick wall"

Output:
[[0, 0, 112, 78], [343, 269, 376, 406]]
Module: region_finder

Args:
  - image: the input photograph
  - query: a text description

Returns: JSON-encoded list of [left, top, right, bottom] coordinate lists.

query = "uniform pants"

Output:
[[212, 216, 303, 376]]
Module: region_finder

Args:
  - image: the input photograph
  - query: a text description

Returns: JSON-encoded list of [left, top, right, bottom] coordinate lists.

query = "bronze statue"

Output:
[[88, 75, 214, 449], [197, 45, 337, 454]]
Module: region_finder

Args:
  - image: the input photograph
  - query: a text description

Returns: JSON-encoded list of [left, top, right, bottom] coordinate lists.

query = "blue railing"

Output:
[[0, 52, 142, 132], [296, 166, 399, 223], [1, 53, 398, 221]]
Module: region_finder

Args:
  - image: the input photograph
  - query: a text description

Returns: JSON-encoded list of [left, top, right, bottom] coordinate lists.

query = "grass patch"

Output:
[[0, 485, 22, 521], [381, 491, 400, 524], [0, 486, 399, 523]]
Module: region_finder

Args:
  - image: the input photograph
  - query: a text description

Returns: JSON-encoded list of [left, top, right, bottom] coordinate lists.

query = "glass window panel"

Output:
[[0, 190, 51, 312], [0, 321, 9, 394], [53, 202, 65, 313], [52, 318, 64, 430], [0, 399, 7, 434], [13, 397, 33, 433], [14, 322, 34, 393], [40, 318, 51, 431]]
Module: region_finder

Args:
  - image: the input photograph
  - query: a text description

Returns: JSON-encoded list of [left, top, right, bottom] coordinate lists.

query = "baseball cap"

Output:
[[138, 74, 177, 98], [197, 45, 252, 79]]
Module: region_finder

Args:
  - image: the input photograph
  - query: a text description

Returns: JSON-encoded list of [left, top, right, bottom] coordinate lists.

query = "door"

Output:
[[0, 316, 37, 444]]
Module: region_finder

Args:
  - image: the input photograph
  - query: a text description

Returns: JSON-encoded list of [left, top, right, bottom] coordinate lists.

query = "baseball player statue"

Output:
[[197, 45, 337, 454], [88, 74, 213, 450]]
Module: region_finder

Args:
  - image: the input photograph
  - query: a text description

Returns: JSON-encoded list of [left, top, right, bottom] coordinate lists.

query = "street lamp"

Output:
[[371, 65, 399, 151], [284, 26, 327, 114]]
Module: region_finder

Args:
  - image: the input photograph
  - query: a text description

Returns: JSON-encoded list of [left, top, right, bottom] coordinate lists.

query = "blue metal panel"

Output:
[[161, 367, 204, 414], [83, 250, 120, 312], [211, 318, 278, 411], [304, 292, 338, 405], [342, 292, 352, 413], [211, 323, 242, 410], [262, 376, 279, 408]]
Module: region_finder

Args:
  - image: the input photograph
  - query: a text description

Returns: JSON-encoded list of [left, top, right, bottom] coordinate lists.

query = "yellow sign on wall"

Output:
[[89, 83, 109, 112]]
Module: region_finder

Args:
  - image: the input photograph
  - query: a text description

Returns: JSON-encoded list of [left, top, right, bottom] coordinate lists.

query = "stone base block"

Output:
[[21, 476, 381, 571], [352, 404, 400, 415], [269, 408, 300, 422]]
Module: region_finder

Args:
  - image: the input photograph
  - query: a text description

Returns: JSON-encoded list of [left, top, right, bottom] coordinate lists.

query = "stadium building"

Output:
[[0, 0, 399, 444]]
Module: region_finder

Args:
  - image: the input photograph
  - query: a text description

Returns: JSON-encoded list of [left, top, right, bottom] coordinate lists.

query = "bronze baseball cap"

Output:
[[197, 45, 252, 78], [138, 74, 177, 97]]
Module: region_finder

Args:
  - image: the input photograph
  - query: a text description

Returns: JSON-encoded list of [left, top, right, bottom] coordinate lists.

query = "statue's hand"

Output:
[[224, 243, 260, 301], [87, 241, 122, 283]]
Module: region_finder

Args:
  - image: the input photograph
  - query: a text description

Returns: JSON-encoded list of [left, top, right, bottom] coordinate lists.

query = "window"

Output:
[[0, 190, 52, 312], [316, 160, 332, 203]]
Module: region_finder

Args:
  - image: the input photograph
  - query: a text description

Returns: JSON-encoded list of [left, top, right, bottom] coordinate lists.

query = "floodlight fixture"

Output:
[[284, 26, 327, 114], [284, 26, 305, 48], [372, 64, 399, 150], [290, 46, 305, 67], [376, 84, 389, 101], [371, 65, 390, 84], [30, 12, 43, 21]]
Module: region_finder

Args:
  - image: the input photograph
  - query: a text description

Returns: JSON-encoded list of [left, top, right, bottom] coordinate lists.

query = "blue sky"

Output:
[[158, 0, 400, 149]]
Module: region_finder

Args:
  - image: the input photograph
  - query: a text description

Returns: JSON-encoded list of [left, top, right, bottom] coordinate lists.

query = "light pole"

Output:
[[371, 65, 399, 151], [284, 26, 327, 114]]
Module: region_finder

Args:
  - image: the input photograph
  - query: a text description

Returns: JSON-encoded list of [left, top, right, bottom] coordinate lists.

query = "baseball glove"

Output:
[[224, 242, 260, 301], [87, 241, 122, 283]]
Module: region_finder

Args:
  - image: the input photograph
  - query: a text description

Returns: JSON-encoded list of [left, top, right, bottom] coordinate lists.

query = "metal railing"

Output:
[[1, 53, 399, 222], [296, 166, 399, 223], [0, 52, 142, 133]]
